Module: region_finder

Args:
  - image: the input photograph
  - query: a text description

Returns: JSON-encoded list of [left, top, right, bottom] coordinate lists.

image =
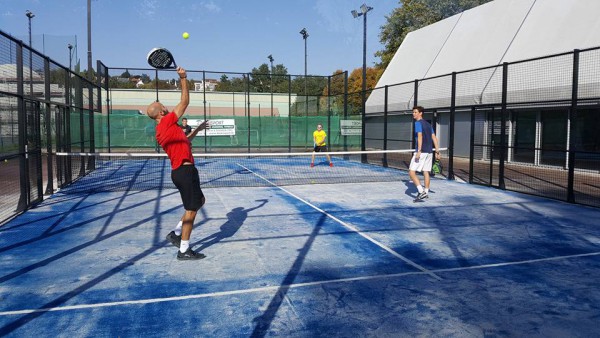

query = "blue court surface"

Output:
[[1, 165, 599, 337]]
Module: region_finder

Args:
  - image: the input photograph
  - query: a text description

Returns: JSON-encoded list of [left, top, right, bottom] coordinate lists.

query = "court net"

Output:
[[53, 149, 432, 194]]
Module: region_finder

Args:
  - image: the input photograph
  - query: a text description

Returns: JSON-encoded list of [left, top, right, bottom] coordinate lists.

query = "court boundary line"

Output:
[[237, 163, 443, 281], [1, 251, 598, 316]]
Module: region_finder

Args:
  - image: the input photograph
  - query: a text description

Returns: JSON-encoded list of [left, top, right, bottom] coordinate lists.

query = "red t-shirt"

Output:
[[156, 112, 194, 170]]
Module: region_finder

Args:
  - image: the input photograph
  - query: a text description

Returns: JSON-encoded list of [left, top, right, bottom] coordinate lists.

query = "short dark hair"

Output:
[[412, 106, 424, 113], [182, 118, 188, 121]]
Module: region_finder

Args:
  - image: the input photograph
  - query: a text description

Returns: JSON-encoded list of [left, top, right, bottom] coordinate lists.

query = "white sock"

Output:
[[180, 240, 189, 253], [174, 221, 182, 236], [417, 185, 424, 193], [424, 188, 429, 193]]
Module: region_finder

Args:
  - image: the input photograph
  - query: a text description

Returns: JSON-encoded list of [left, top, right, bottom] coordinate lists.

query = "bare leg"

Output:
[[326, 153, 332, 164], [409, 170, 421, 188], [424, 171, 430, 190], [311, 152, 316, 165], [180, 210, 197, 241], [180, 195, 205, 241]]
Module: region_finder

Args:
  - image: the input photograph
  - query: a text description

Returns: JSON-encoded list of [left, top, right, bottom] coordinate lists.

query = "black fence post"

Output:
[[567, 49, 580, 203], [448, 72, 456, 180], [288, 75, 292, 152], [327, 75, 331, 150], [499, 62, 508, 190], [411, 79, 419, 151], [16, 41, 29, 212], [383, 85, 388, 167], [469, 106, 476, 184], [44, 57, 54, 195], [246, 74, 251, 153], [343, 71, 348, 152]]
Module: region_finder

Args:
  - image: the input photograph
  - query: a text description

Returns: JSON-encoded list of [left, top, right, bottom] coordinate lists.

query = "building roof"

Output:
[[368, 0, 600, 112]]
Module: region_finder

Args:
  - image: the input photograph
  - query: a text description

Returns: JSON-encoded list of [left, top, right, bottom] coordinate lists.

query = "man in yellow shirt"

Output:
[[311, 123, 333, 167]]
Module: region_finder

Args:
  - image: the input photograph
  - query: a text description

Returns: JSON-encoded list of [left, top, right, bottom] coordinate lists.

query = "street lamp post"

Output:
[[268, 54, 274, 117], [299, 28, 308, 109], [87, 0, 93, 81], [300, 28, 309, 145], [25, 10, 35, 97], [352, 4, 372, 154], [68, 44, 73, 71]]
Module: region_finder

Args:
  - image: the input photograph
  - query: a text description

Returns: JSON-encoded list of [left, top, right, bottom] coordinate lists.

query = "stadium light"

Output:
[[351, 4, 372, 152]]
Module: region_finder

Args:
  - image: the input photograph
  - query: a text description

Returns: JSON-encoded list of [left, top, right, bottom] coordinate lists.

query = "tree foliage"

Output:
[[376, 0, 493, 69]]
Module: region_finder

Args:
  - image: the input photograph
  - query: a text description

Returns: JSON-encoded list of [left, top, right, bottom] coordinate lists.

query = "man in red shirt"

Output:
[[146, 66, 208, 260]]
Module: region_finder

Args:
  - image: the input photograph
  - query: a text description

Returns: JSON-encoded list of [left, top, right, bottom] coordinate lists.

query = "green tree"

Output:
[[376, 0, 492, 69], [250, 63, 271, 92]]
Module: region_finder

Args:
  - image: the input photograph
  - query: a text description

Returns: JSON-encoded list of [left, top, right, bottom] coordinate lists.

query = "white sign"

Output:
[[340, 119, 362, 136], [188, 119, 236, 136]]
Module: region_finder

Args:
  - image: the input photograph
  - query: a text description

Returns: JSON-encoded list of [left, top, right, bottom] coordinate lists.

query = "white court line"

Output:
[[1, 251, 598, 316], [237, 163, 442, 281]]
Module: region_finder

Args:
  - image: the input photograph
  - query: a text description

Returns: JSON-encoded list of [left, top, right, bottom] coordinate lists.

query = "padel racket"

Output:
[[147, 47, 177, 69]]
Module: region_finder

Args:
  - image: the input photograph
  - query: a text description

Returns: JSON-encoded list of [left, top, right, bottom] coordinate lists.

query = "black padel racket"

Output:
[[147, 47, 177, 69]]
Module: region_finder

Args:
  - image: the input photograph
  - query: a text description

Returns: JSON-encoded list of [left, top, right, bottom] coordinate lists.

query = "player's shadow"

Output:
[[402, 175, 435, 199], [193, 199, 268, 252]]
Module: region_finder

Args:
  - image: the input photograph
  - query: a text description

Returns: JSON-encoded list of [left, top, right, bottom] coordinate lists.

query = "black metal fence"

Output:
[[0, 30, 104, 224], [98, 67, 359, 152], [365, 47, 600, 208], [2, 26, 599, 225]]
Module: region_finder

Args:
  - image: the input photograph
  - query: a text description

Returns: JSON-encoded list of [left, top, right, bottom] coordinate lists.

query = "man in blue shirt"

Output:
[[409, 106, 441, 201]]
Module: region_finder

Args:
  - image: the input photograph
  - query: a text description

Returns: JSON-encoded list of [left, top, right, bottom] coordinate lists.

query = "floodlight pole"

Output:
[[68, 44, 73, 71], [352, 4, 372, 154], [87, 0, 93, 81], [300, 28, 308, 141], [26, 10, 35, 97], [268, 54, 274, 117]]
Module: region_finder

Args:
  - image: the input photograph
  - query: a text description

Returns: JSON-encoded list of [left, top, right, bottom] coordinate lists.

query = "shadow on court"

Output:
[[194, 199, 268, 252], [0, 177, 599, 337]]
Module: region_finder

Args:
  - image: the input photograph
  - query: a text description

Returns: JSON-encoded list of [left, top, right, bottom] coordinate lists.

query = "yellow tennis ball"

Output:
[[182, 32, 190, 39]]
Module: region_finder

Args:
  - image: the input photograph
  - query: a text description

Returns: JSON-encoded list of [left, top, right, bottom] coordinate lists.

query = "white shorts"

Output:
[[409, 152, 433, 172]]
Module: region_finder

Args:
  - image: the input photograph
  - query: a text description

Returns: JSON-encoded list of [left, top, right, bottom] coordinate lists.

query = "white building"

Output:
[[366, 0, 600, 165]]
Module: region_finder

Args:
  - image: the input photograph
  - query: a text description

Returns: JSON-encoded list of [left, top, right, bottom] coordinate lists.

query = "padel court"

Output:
[[1, 155, 599, 337]]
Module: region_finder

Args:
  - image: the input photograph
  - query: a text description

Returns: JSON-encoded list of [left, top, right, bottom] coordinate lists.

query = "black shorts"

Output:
[[314, 145, 327, 152], [171, 164, 204, 211]]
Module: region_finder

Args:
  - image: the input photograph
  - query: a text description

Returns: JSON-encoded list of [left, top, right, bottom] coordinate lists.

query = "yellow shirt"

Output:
[[313, 130, 327, 146]]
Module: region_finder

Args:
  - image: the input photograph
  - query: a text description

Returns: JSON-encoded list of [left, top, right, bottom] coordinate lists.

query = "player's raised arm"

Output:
[[173, 67, 189, 119]]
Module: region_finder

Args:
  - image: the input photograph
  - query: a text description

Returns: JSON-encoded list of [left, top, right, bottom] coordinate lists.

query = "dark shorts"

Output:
[[171, 164, 204, 211], [314, 145, 328, 152]]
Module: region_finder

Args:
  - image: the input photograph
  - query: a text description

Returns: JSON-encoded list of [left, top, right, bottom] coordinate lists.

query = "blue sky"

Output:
[[0, 0, 400, 76]]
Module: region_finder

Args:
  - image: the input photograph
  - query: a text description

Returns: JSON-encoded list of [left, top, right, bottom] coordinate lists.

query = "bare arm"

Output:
[[173, 67, 189, 119], [432, 133, 441, 159], [416, 132, 423, 159], [187, 120, 209, 141]]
